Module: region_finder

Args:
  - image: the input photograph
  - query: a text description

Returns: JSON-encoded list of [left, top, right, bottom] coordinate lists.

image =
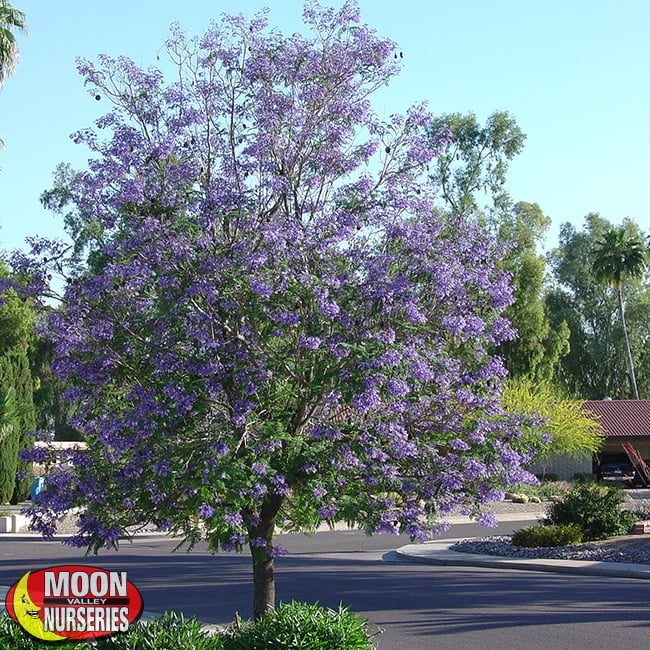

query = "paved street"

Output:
[[2, 520, 650, 649]]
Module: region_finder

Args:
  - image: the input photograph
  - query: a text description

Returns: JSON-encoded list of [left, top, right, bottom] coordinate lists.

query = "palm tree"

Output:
[[592, 226, 648, 399], [0, 0, 26, 89]]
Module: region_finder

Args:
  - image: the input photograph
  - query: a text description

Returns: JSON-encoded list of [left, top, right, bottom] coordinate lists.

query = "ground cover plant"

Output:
[[511, 523, 583, 548], [12, 0, 544, 619]]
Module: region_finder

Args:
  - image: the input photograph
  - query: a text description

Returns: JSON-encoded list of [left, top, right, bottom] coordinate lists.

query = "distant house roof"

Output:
[[582, 400, 650, 438]]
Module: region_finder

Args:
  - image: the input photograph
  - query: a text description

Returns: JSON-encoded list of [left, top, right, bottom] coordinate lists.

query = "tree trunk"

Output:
[[618, 287, 639, 399], [247, 493, 284, 620], [252, 552, 275, 620]]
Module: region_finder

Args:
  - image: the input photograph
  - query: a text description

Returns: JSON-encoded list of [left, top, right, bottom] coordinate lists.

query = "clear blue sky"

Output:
[[0, 0, 648, 254]]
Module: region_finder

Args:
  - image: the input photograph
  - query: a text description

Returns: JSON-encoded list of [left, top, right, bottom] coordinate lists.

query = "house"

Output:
[[529, 399, 650, 483], [583, 399, 650, 483]]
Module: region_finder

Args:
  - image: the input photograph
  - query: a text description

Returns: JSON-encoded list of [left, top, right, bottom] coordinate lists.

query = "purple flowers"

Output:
[[299, 335, 322, 350], [408, 360, 435, 382], [251, 461, 268, 477], [197, 503, 215, 519], [14, 1, 543, 574], [317, 505, 339, 519], [386, 378, 410, 396]]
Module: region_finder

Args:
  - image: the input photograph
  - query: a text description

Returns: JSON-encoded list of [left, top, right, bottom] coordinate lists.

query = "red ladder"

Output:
[[622, 442, 650, 487]]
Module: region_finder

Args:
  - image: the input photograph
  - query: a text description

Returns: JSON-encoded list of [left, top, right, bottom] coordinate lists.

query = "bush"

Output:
[[545, 483, 636, 541], [511, 523, 583, 548], [573, 472, 597, 484], [97, 612, 222, 649], [222, 601, 375, 650], [0, 614, 92, 649]]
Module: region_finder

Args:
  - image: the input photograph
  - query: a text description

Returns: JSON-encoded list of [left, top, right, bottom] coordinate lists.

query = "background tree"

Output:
[[30, 332, 80, 440], [502, 378, 604, 466], [0, 378, 19, 504], [0, 261, 36, 503], [497, 201, 569, 383], [428, 110, 525, 224], [547, 215, 650, 399], [592, 226, 648, 399], [20, 3, 541, 619], [428, 113, 569, 382], [0, 0, 25, 88]]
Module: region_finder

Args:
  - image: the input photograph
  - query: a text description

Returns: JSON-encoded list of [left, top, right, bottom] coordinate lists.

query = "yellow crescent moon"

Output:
[[12, 571, 67, 642]]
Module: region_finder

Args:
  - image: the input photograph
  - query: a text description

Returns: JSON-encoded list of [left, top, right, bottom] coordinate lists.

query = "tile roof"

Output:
[[582, 400, 650, 438]]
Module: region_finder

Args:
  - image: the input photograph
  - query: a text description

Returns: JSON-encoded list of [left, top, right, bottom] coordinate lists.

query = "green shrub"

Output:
[[0, 614, 93, 649], [0, 614, 64, 650], [573, 472, 597, 484], [511, 523, 583, 548], [222, 601, 375, 650], [545, 483, 636, 541], [96, 612, 222, 649]]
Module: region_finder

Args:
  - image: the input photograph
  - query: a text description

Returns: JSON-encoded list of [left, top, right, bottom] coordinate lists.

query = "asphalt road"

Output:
[[2, 521, 650, 649]]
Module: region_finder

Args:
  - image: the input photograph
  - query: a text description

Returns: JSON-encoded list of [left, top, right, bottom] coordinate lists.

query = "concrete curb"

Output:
[[395, 538, 650, 580]]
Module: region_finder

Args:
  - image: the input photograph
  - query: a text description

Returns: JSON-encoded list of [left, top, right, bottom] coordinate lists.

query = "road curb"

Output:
[[395, 539, 650, 580]]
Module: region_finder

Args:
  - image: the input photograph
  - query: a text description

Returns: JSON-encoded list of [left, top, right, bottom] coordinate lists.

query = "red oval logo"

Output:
[[5, 564, 143, 642]]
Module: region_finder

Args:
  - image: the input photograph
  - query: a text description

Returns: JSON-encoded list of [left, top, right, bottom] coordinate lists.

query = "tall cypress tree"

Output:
[[0, 263, 36, 503], [0, 357, 19, 503], [10, 351, 35, 502]]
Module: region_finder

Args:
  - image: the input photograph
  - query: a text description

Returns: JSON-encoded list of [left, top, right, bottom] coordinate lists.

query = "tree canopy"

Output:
[[19, 1, 542, 618], [547, 215, 650, 399], [428, 110, 525, 224], [0, 0, 26, 152]]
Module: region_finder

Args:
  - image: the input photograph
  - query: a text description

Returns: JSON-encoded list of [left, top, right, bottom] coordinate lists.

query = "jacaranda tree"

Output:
[[19, 1, 542, 619]]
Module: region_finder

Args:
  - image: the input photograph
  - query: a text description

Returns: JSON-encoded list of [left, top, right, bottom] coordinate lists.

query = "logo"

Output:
[[5, 565, 143, 642]]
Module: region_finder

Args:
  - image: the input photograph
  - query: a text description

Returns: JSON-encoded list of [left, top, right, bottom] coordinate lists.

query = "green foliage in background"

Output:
[[502, 378, 604, 460], [545, 483, 636, 541]]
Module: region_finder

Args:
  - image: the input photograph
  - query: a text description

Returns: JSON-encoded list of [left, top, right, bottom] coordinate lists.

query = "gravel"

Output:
[[450, 536, 650, 565]]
